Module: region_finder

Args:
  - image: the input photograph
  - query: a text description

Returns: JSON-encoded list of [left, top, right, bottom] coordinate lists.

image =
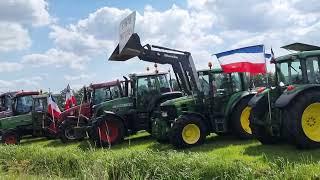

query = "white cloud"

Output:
[[64, 73, 96, 81], [22, 48, 90, 70], [0, 22, 32, 52], [0, 76, 44, 92], [0, 61, 23, 72], [0, 0, 51, 26]]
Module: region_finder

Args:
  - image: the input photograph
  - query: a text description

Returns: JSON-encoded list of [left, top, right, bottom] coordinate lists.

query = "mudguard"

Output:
[[275, 84, 320, 108], [248, 88, 270, 108], [225, 91, 255, 117]]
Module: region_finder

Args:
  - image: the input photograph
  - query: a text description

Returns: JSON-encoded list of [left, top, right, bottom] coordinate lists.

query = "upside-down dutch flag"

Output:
[[215, 45, 266, 74], [48, 94, 61, 119], [65, 84, 77, 110]]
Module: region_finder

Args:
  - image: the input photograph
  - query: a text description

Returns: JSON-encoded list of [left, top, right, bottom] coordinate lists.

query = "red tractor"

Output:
[[58, 80, 126, 142]]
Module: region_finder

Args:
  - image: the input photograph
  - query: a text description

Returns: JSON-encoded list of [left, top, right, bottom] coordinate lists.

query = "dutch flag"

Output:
[[215, 45, 267, 74]]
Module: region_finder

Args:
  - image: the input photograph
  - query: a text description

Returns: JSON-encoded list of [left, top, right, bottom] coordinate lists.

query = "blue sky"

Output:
[[0, 0, 319, 93]]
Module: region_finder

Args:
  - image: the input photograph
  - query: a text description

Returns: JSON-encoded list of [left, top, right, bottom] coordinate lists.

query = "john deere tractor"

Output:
[[153, 68, 255, 148], [58, 80, 126, 142], [0, 92, 16, 118], [0, 92, 56, 144], [98, 12, 254, 148], [249, 43, 320, 149]]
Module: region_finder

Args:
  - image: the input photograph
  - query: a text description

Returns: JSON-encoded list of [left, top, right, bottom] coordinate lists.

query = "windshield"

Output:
[[213, 73, 241, 95], [199, 73, 210, 96], [277, 59, 303, 85], [0, 96, 11, 111], [137, 74, 171, 95], [15, 95, 33, 114], [93, 85, 121, 105], [34, 98, 46, 112], [306, 57, 320, 84]]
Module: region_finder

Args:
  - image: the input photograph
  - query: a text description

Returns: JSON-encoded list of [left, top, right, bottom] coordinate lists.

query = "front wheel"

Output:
[[59, 121, 85, 143], [169, 115, 206, 148], [230, 97, 253, 139], [91, 116, 125, 147], [249, 98, 280, 145], [283, 91, 320, 149]]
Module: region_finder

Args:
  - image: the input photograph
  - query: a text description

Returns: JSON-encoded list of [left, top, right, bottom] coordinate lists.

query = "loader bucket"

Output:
[[108, 33, 143, 61]]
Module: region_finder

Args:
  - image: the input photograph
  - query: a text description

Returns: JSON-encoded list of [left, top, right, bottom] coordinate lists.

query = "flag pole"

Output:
[[264, 46, 272, 122], [49, 89, 56, 132]]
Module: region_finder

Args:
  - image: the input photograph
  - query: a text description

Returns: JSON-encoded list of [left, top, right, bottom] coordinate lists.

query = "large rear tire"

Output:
[[283, 91, 320, 149], [230, 96, 253, 139], [92, 116, 125, 147], [169, 115, 206, 148], [249, 97, 280, 144], [2, 131, 20, 145]]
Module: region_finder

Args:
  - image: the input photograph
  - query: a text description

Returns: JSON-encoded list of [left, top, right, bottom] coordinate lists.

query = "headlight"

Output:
[[161, 111, 168, 117]]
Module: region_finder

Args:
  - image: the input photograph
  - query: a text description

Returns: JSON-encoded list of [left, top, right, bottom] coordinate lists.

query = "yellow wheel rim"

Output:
[[302, 103, 320, 142], [182, 124, 200, 144], [240, 106, 252, 134]]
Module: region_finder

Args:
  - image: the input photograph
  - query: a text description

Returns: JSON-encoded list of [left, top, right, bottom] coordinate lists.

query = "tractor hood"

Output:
[[93, 97, 133, 118], [160, 95, 194, 107], [0, 113, 32, 130]]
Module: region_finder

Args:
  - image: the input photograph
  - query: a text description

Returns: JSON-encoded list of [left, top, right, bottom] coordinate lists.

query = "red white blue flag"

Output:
[[215, 45, 266, 74], [48, 94, 61, 119], [65, 84, 77, 110]]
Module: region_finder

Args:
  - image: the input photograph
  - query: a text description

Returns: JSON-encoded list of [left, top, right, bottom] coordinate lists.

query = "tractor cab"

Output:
[[31, 94, 56, 136], [12, 91, 40, 116], [130, 72, 171, 110], [275, 51, 320, 87], [0, 92, 16, 118], [89, 80, 125, 106]]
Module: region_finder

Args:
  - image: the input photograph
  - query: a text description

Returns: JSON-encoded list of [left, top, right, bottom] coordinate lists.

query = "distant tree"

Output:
[[250, 72, 276, 88]]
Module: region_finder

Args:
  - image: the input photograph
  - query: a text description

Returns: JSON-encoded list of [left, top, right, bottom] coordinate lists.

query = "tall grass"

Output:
[[0, 141, 320, 180]]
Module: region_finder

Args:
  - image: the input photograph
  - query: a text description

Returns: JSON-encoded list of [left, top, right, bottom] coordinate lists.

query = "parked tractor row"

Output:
[[0, 12, 319, 150]]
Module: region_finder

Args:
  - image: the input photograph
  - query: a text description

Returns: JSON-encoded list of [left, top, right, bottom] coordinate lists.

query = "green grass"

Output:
[[1, 133, 320, 179]]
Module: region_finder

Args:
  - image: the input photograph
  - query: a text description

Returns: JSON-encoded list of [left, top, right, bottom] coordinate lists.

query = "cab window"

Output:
[[306, 57, 320, 84], [15, 95, 33, 114], [198, 72, 210, 96], [278, 59, 303, 85]]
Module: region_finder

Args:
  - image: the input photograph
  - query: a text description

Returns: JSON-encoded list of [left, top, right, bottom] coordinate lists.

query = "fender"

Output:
[[248, 88, 270, 108], [180, 111, 212, 132], [275, 84, 320, 108], [225, 91, 255, 117]]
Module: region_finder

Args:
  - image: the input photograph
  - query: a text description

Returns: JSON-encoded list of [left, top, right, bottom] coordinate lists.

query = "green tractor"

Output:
[[104, 12, 255, 148], [0, 92, 56, 144], [89, 71, 182, 146], [153, 68, 255, 148], [249, 43, 320, 149]]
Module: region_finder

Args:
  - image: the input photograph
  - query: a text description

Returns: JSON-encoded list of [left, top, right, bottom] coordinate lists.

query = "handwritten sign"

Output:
[[119, 11, 136, 53]]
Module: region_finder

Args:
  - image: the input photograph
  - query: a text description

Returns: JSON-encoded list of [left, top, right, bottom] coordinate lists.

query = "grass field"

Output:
[[1, 133, 320, 179]]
